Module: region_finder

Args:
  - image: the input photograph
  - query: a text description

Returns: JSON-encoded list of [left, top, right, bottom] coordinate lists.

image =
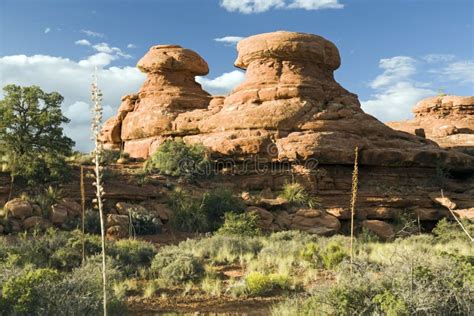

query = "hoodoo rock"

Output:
[[387, 95, 474, 156], [101, 32, 474, 172], [100, 45, 211, 157], [97, 31, 474, 233]]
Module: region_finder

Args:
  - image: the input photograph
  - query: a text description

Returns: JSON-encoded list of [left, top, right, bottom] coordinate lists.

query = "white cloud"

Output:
[[0, 54, 145, 152], [288, 0, 343, 10], [220, 0, 343, 13], [214, 36, 244, 45], [127, 43, 136, 49], [369, 56, 416, 89], [196, 70, 245, 95], [92, 42, 131, 59], [362, 82, 434, 122], [434, 60, 474, 84], [422, 54, 455, 64], [362, 56, 435, 122], [80, 29, 104, 38], [44, 27, 51, 34], [75, 39, 91, 46]]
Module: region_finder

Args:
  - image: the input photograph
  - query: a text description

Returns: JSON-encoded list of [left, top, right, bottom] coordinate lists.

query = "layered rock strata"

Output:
[[102, 32, 473, 172], [388, 96, 474, 155]]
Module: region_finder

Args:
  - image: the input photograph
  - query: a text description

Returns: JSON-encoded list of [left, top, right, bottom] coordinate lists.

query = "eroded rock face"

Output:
[[184, 32, 473, 170], [101, 32, 474, 172], [388, 96, 474, 156], [100, 45, 211, 157]]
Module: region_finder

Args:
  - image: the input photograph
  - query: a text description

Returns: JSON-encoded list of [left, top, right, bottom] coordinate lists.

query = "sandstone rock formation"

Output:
[[100, 45, 211, 157], [102, 32, 473, 173], [388, 96, 474, 156]]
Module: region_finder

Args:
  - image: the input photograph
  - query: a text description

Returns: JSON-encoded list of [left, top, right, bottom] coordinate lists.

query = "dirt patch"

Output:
[[127, 295, 283, 315]]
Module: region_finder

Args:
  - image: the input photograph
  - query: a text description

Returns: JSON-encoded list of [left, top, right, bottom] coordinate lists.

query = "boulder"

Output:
[[50, 205, 68, 225], [107, 225, 128, 239], [362, 220, 395, 241], [246, 206, 274, 229], [116, 202, 148, 216], [107, 214, 129, 228], [5, 199, 32, 219], [326, 207, 351, 219], [428, 192, 457, 210], [291, 209, 340, 235], [274, 211, 292, 229], [55, 198, 82, 217], [453, 208, 474, 222], [23, 216, 50, 230]]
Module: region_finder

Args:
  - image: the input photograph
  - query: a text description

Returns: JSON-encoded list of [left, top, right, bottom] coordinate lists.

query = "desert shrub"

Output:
[[130, 211, 162, 235], [102, 149, 122, 164], [84, 209, 101, 234], [372, 290, 409, 316], [2, 268, 60, 314], [432, 218, 474, 242], [144, 139, 209, 178], [168, 188, 209, 232], [217, 212, 261, 237], [320, 241, 348, 269], [34, 185, 64, 217], [168, 187, 245, 233], [40, 256, 126, 315], [109, 239, 157, 276], [245, 272, 290, 296], [299, 242, 320, 263], [151, 246, 204, 284], [201, 188, 245, 230], [279, 182, 319, 208]]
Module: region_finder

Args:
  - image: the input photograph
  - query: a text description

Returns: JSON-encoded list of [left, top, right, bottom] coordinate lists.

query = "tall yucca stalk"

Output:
[[349, 146, 359, 275], [91, 70, 107, 316], [80, 165, 86, 263]]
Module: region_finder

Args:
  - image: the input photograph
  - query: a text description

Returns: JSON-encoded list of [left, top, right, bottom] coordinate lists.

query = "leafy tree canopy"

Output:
[[0, 84, 75, 184]]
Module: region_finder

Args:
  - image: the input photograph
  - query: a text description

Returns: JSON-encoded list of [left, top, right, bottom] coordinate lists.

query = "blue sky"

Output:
[[1, 0, 473, 151]]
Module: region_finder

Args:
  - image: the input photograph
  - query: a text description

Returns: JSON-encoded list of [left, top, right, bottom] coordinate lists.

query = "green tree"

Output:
[[0, 84, 74, 185]]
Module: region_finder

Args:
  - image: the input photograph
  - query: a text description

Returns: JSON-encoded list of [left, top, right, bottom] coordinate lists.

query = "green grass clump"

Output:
[[245, 272, 290, 296], [279, 182, 320, 208]]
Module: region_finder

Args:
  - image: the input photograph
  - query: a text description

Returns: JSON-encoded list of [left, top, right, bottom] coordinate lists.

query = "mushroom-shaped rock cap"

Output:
[[137, 45, 209, 75], [235, 31, 341, 70]]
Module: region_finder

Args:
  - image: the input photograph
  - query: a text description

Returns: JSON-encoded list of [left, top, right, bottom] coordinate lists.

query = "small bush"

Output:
[[144, 139, 209, 178], [320, 241, 348, 269], [279, 182, 319, 208], [432, 218, 474, 242], [168, 188, 209, 232], [217, 212, 261, 237], [245, 272, 290, 296], [151, 247, 204, 284], [109, 239, 157, 276], [2, 268, 60, 314], [84, 209, 101, 234], [201, 188, 245, 230], [373, 290, 409, 316]]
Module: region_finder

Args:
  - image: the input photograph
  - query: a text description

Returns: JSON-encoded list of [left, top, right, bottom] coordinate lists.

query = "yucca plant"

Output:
[[91, 70, 108, 315]]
